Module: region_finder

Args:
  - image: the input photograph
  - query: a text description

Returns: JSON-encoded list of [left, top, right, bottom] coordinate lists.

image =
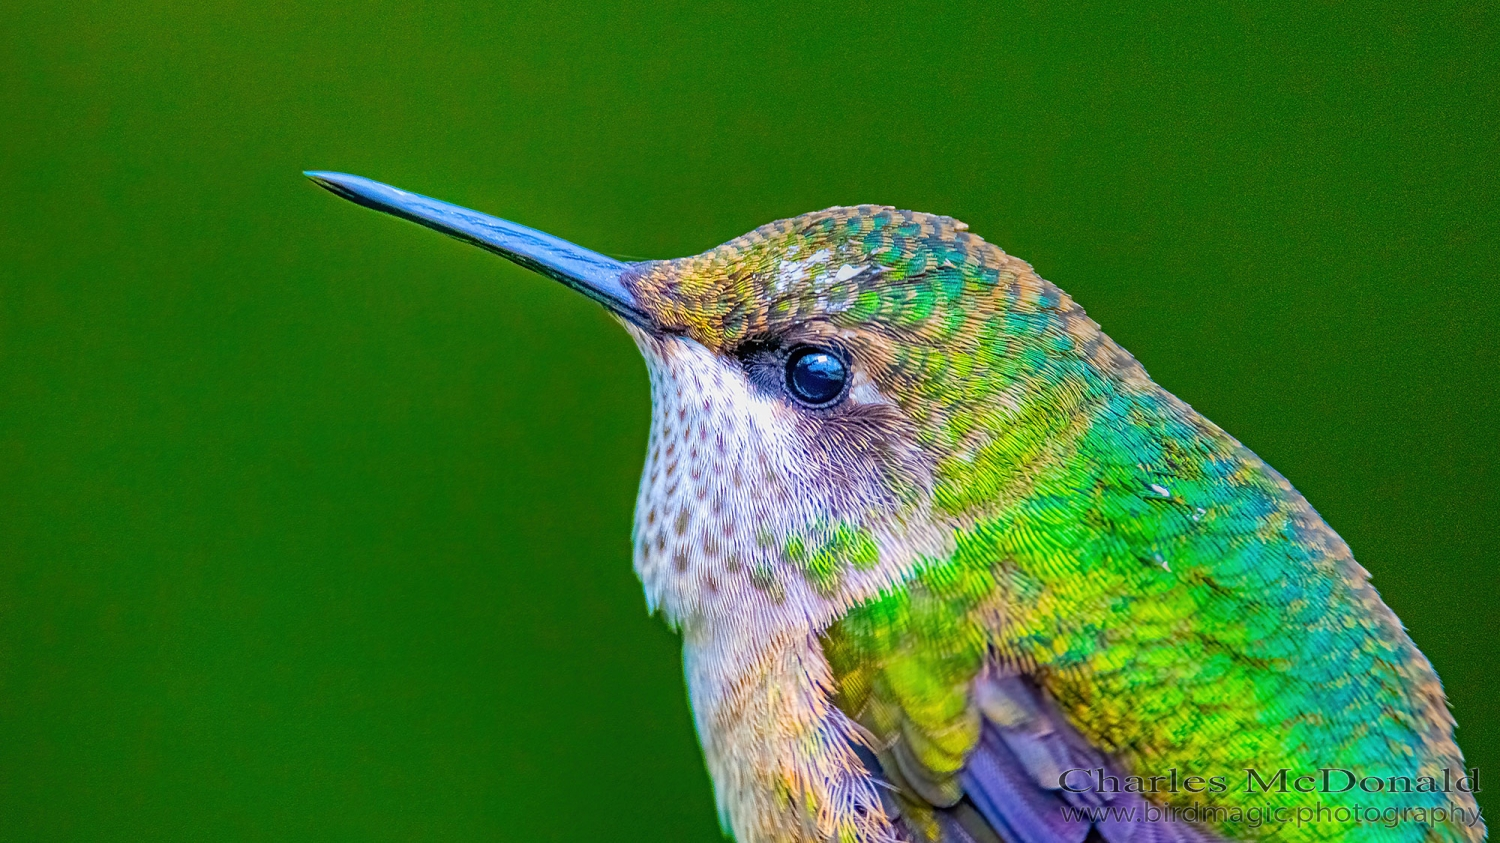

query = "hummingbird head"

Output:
[[308, 174, 1142, 636]]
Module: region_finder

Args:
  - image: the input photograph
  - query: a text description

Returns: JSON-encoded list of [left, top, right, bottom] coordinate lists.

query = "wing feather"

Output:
[[836, 662, 1224, 843]]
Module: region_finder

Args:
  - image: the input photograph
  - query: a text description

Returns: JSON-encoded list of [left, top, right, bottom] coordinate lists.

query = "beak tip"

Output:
[[303, 170, 651, 329], [304, 170, 370, 200], [303, 171, 421, 222]]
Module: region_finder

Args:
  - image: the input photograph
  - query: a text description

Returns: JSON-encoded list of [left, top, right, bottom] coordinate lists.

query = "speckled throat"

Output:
[[308, 175, 1482, 843]]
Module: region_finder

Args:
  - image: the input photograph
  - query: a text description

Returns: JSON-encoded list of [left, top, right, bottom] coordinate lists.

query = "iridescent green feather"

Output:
[[628, 206, 1478, 843]]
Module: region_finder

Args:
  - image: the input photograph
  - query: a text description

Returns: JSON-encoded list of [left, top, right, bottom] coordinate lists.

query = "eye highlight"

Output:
[[784, 346, 848, 406]]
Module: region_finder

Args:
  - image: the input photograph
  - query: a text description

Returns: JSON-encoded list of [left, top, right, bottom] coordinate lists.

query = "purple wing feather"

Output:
[[854, 668, 1224, 843], [960, 670, 1224, 843]]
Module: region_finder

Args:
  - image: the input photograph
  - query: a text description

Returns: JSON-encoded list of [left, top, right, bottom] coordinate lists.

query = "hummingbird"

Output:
[[307, 172, 1483, 843]]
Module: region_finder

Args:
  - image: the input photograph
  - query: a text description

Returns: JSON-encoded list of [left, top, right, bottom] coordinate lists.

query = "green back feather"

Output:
[[628, 206, 1479, 842]]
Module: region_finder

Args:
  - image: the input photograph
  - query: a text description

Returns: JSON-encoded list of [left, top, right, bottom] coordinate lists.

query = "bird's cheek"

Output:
[[846, 369, 896, 408]]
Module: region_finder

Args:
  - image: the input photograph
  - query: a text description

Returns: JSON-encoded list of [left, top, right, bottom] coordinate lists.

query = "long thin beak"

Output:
[[305, 171, 650, 328]]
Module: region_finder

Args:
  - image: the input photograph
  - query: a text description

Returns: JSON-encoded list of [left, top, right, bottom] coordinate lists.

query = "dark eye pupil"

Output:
[[786, 348, 847, 405]]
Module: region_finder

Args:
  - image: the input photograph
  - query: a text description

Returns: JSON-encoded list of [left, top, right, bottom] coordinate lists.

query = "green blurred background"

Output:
[[2, 1, 1495, 839]]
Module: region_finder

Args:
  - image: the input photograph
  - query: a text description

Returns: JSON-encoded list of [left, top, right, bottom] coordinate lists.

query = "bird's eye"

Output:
[[785, 346, 848, 406]]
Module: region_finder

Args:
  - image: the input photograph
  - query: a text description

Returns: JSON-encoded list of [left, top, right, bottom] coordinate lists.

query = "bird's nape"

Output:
[[306, 171, 1483, 843]]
